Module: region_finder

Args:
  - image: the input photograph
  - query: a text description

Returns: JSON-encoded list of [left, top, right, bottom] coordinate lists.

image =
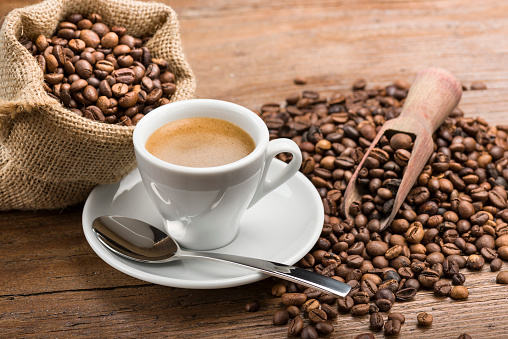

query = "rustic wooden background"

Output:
[[1, 0, 508, 338]]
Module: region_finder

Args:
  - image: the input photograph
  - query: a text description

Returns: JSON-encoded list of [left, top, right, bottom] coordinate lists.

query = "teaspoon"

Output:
[[92, 216, 351, 297]]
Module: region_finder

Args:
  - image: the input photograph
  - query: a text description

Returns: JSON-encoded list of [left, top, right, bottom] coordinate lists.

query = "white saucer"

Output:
[[82, 160, 324, 289]]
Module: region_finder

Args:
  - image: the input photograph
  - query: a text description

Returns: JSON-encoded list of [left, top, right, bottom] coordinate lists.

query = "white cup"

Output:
[[133, 99, 302, 250]]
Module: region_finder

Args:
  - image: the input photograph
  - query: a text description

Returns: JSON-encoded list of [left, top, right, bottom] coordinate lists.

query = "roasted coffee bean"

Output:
[[499, 246, 508, 260], [80, 29, 101, 48], [491, 258, 503, 271], [321, 303, 338, 319], [281, 293, 307, 306], [390, 133, 413, 150], [417, 312, 433, 326], [83, 85, 98, 102], [113, 68, 135, 84], [395, 287, 417, 301], [337, 296, 354, 313], [45, 73, 64, 85], [119, 91, 139, 108], [146, 88, 163, 105], [273, 309, 289, 325], [369, 312, 384, 331], [496, 271, 508, 284], [433, 280, 452, 296], [308, 309, 327, 324], [355, 334, 375, 339], [300, 326, 318, 339], [441, 260, 458, 280], [384, 319, 401, 336], [450, 285, 469, 299], [288, 315, 304, 336], [387, 312, 405, 325], [375, 298, 392, 312], [315, 322, 334, 335], [35, 35, 49, 52], [418, 269, 440, 288], [245, 300, 260, 312], [353, 291, 370, 304], [52, 45, 66, 65], [467, 254, 485, 270], [481, 247, 498, 261], [146, 63, 161, 79], [85, 105, 104, 122], [360, 279, 378, 298], [351, 304, 370, 316], [286, 305, 300, 318], [452, 273, 466, 285], [302, 299, 320, 314], [271, 283, 286, 297], [303, 288, 321, 299]]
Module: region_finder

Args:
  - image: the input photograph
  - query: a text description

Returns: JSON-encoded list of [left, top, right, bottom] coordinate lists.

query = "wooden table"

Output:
[[2, 1, 508, 337]]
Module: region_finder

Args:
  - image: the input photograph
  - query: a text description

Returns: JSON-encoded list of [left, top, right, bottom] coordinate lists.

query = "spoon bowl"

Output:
[[93, 215, 351, 297]]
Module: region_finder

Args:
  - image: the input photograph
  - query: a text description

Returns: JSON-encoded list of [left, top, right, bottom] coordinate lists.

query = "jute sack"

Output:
[[0, 0, 196, 210]]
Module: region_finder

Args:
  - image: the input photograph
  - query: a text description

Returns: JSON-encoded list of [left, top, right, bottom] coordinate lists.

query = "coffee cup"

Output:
[[133, 99, 302, 250]]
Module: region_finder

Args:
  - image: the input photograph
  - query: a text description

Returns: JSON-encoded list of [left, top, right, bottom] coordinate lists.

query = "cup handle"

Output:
[[248, 138, 302, 208]]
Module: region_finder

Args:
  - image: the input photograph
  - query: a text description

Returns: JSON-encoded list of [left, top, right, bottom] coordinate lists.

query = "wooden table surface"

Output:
[[2, 0, 508, 338]]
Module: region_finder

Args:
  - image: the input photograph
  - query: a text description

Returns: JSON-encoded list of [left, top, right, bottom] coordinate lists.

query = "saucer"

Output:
[[82, 160, 324, 289]]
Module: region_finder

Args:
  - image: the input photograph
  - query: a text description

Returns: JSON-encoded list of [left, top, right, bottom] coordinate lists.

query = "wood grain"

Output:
[[1, 0, 508, 338]]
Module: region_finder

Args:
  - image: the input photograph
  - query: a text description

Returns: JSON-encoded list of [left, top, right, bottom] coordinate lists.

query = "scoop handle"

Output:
[[399, 67, 462, 134]]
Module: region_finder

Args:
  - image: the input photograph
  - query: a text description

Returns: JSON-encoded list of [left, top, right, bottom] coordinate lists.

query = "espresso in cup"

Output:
[[145, 117, 256, 168]]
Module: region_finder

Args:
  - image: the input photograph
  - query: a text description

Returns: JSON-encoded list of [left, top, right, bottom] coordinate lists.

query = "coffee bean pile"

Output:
[[256, 78, 508, 337], [20, 13, 177, 125]]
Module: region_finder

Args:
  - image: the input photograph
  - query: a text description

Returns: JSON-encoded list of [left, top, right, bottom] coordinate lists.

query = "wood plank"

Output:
[[1, 0, 508, 338]]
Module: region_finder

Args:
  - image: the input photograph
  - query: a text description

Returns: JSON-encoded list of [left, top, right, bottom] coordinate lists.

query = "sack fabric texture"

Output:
[[0, 0, 196, 210]]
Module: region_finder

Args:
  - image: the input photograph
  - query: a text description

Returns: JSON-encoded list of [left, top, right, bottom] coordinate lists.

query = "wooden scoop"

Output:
[[343, 67, 463, 231]]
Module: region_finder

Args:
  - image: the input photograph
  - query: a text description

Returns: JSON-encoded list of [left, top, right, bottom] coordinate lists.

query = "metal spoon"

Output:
[[92, 216, 351, 297]]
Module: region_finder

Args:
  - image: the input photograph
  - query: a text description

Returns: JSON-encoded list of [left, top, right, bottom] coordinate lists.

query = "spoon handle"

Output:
[[178, 250, 351, 297]]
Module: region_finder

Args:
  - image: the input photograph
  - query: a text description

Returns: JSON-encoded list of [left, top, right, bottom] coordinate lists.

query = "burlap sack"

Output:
[[0, 0, 196, 210]]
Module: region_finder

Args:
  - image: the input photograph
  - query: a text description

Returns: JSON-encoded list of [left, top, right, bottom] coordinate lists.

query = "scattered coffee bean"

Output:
[[245, 300, 260, 312], [384, 319, 402, 336], [369, 312, 384, 331], [450, 286, 469, 300], [294, 77, 307, 85], [496, 271, 508, 284], [458, 334, 473, 339], [491, 258, 503, 272], [321, 303, 338, 319], [387, 312, 405, 325], [272, 309, 289, 325], [300, 325, 318, 339], [351, 304, 370, 316], [315, 321, 334, 335], [287, 305, 300, 318], [281, 293, 307, 306], [265, 77, 508, 336], [308, 309, 327, 324], [288, 315, 304, 336], [271, 283, 286, 297], [470, 81, 487, 90], [452, 273, 466, 285], [417, 312, 433, 326], [355, 334, 375, 339]]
